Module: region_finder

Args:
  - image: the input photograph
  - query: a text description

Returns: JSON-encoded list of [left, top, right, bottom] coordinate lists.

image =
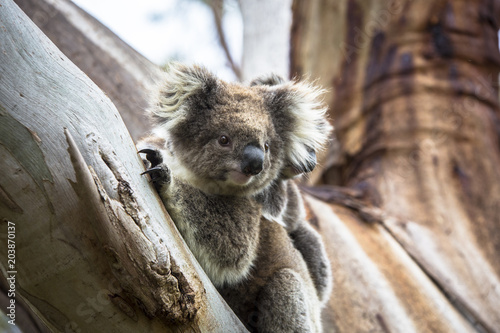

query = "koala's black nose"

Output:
[[241, 145, 264, 176]]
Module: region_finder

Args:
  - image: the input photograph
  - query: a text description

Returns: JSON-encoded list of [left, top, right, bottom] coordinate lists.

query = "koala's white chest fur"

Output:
[[162, 177, 260, 287]]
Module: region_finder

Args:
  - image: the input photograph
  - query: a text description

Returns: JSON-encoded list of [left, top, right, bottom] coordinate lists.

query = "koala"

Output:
[[137, 63, 332, 332]]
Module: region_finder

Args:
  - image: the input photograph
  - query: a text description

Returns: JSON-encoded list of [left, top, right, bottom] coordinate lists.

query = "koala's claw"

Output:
[[139, 148, 170, 189], [141, 164, 170, 190], [138, 148, 163, 167], [141, 166, 163, 176]]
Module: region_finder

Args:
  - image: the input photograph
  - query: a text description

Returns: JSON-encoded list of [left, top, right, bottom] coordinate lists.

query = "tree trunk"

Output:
[[14, 0, 163, 141], [0, 1, 246, 331], [293, 0, 500, 332], [238, 0, 292, 81]]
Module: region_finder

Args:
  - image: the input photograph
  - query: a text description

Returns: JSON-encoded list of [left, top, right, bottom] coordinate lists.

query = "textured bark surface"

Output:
[[293, 0, 500, 332], [14, 0, 162, 141], [0, 1, 246, 331], [304, 194, 475, 333]]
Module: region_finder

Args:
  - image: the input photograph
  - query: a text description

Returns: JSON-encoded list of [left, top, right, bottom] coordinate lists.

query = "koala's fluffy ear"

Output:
[[250, 74, 286, 87], [265, 79, 333, 178], [148, 63, 218, 131]]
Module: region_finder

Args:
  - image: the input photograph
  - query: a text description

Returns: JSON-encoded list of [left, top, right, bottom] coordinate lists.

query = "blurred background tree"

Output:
[[3, 0, 500, 332]]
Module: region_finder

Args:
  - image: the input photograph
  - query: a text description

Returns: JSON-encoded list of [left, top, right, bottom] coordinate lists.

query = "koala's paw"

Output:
[[138, 148, 163, 168], [139, 149, 171, 190]]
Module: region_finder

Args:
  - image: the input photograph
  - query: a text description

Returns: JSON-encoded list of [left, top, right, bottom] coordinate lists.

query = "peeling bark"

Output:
[[66, 129, 198, 324], [305, 193, 475, 333]]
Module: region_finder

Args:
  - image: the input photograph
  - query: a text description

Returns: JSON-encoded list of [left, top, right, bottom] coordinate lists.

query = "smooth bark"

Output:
[[14, 0, 163, 141]]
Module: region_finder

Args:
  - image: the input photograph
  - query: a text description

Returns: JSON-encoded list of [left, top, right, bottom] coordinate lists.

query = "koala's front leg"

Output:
[[289, 222, 332, 305], [284, 182, 332, 305], [139, 148, 171, 191]]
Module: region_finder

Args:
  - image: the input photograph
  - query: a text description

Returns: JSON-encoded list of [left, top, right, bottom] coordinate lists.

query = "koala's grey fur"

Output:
[[138, 63, 332, 332], [251, 74, 333, 305], [255, 179, 332, 305]]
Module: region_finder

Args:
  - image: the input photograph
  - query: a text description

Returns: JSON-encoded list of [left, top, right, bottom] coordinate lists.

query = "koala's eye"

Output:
[[218, 135, 230, 146], [264, 142, 269, 152]]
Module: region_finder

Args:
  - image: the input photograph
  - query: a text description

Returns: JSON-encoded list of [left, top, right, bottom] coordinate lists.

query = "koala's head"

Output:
[[149, 63, 331, 195], [249, 74, 333, 179]]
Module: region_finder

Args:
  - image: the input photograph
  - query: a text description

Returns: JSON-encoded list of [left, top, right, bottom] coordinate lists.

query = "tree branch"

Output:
[[209, 0, 242, 80]]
